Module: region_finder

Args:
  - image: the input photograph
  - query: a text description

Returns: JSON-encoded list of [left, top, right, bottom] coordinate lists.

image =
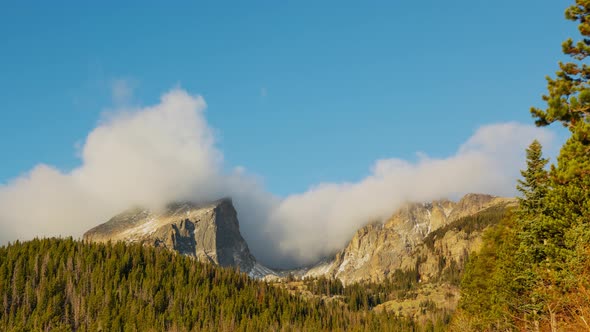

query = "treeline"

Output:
[[302, 270, 453, 330], [423, 204, 510, 251], [0, 238, 422, 331], [304, 268, 420, 310], [453, 1, 590, 330]]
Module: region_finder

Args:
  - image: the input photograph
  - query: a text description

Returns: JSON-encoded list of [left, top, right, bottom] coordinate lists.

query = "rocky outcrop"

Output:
[[302, 194, 516, 284], [83, 198, 275, 278], [84, 193, 516, 284]]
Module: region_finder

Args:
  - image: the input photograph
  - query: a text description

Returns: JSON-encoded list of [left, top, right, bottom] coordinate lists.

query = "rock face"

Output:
[[301, 193, 516, 284], [84, 193, 516, 284], [83, 198, 275, 278]]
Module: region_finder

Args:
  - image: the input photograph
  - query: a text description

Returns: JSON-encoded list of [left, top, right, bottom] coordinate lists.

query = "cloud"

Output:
[[0, 89, 233, 241], [0, 88, 557, 269], [260, 122, 556, 266]]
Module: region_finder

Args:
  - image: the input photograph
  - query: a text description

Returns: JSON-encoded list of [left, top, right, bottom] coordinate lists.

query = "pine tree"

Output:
[[519, 1, 590, 328], [455, 2, 590, 330], [528, 0, 590, 271], [516, 140, 549, 214], [514, 140, 551, 272], [531, 1, 590, 129]]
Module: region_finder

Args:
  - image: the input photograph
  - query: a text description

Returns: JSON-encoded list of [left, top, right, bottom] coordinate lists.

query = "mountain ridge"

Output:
[[83, 198, 275, 278], [84, 193, 516, 283], [297, 193, 516, 284]]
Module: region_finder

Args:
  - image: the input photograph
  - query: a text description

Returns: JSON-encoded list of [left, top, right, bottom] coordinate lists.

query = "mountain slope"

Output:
[[0, 238, 420, 331], [290, 194, 516, 321], [302, 194, 517, 284], [83, 198, 274, 278]]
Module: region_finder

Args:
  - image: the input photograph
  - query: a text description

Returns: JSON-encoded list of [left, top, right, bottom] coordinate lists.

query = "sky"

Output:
[[0, 1, 576, 267]]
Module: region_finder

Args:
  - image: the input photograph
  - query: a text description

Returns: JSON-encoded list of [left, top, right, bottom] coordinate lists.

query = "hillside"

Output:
[[301, 194, 516, 284], [0, 238, 423, 331], [288, 199, 515, 323]]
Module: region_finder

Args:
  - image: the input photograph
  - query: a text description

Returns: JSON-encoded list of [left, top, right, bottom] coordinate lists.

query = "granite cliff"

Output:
[[84, 193, 516, 286], [300, 193, 517, 284], [83, 198, 275, 278]]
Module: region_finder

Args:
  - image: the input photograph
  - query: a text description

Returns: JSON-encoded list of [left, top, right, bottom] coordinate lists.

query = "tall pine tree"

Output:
[[522, 0, 590, 328], [515, 140, 551, 265], [455, 2, 590, 330], [528, 0, 590, 273], [517, 140, 549, 214]]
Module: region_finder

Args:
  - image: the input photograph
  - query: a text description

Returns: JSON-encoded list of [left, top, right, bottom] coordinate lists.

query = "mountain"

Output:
[[287, 193, 516, 320], [83, 198, 275, 278], [82, 193, 516, 322], [300, 194, 517, 284], [84, 193, 515, 286]]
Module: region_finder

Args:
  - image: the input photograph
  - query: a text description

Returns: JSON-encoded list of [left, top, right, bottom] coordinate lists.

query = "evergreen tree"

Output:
[[516, 140, 549, 214], [455, 2, 590, 330], [530, 1, 590, 129], [528, 0, 590, 283], [518, 1, 590, 328], [513, 140, 550, 309]]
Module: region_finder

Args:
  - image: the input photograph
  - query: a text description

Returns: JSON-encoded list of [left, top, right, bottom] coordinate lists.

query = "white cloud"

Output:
[[0, 89, 232, 241], [261, 122, 556, 266], [0, 88, 557, 269]]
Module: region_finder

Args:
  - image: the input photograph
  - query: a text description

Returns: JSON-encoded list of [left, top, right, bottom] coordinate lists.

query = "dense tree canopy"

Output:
[[0, 238, 423, 332], [455, 1, 590, 330], [0, 187, 512, 332]]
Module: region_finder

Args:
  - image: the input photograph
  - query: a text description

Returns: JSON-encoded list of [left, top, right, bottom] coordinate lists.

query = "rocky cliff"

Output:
[[83, 198, 275, 278], [83, 193, 516, 286], [301, 194, 516, 284]]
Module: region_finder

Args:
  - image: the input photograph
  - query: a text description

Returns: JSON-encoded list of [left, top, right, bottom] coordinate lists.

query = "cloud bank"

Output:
[[264, 123, 556, 265], [0, 88, 556, 268]]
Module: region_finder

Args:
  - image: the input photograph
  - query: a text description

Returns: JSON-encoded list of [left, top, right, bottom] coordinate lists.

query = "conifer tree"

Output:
[[531, 1, 590, 129], [528, 0, 590, 272], [455, 2, 590, 329], [515, 140, 550, 266], [521, 0, 590, 327], [516, 140, 549, 214]]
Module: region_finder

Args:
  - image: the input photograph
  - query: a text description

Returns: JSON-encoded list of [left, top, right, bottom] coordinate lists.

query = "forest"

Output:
[[0, 238, 424, 331], [452, 1, 590, 330]]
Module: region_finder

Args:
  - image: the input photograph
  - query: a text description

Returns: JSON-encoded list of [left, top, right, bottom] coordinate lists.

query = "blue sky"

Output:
[[0, 0, 572, 196]]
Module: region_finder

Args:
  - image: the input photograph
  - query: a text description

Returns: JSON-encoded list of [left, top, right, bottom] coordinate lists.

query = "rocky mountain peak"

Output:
[[301, 193, 516, 284], [83, 198, 275, 278]]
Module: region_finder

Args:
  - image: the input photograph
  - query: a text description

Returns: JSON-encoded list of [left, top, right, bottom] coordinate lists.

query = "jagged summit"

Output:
[[83, 198, 275, 279], [300, 193, 516, 284], [84, 193, 514, 283]]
